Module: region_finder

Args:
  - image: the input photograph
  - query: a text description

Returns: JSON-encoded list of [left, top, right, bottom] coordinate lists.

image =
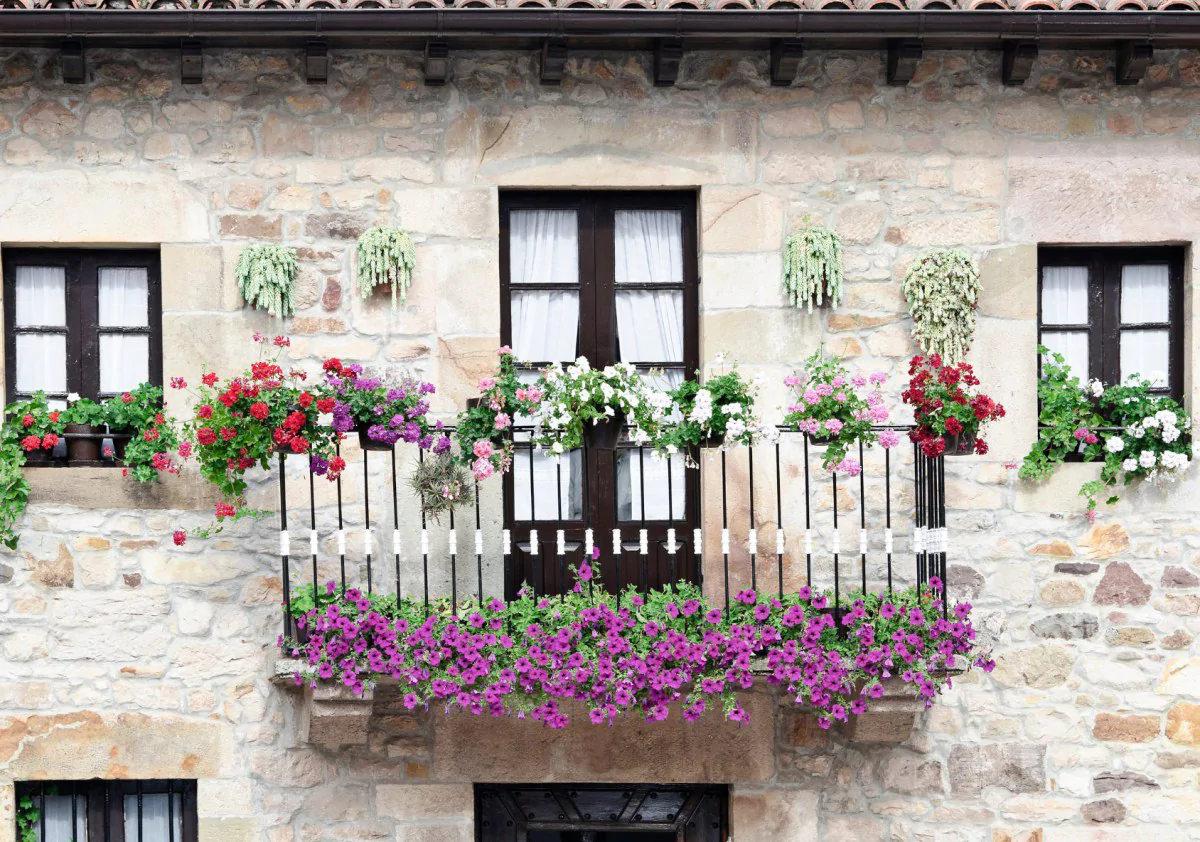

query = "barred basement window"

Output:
[[1038, 246, 1185, 398], [14, 780, 197, 842], [2, 249, 163, 403]]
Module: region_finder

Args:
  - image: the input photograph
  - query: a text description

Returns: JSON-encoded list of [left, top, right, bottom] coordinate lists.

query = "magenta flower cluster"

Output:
[[285, 576, 993, 730]]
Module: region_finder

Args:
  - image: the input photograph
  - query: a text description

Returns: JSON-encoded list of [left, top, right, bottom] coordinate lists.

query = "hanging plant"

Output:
[[901, 247, 980, 364], [236, 244, 297, 318], [782, 226, 843, 312], [356, 226, 416, 311], [409, 453, 475, 520]]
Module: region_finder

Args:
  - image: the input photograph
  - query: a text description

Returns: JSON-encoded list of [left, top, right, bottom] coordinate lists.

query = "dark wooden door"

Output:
[[476, 785, 727, 842], [499, 192, 701, 599]]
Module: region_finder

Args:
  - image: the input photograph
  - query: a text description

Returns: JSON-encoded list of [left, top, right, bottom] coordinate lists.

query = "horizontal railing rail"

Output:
[[275, 425, 948, 641]]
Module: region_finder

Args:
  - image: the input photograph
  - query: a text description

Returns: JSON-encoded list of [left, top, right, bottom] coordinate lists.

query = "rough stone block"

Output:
[[1092, 713, 1160, 743], [731, 788, 818, 842], [1166, 703, 1200, 747], [297, 684, 374, 749], [947, 744, 1046, 797], [376, 784, 472, 822]]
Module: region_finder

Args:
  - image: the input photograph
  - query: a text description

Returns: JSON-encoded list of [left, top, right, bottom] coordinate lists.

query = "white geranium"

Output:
[[725, 418, 747, 439], [1142, 415, 1159, 429], [1122, 457, 1138, 472], [1162, 424, 1180, 444], [1162, 450, 1189, 471], [1138, 450, 1157, 469], [1089, 379, 1104, 398], [725, 403, 743, 417], [1105, 436, 1125, 454], [1156, 409, 1178, 426]]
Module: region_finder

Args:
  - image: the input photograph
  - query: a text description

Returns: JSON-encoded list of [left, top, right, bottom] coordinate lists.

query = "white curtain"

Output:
[[510, 212, 582, 521], [510, 210, 578, 285], [33, 795, 86, 842], [511, 290, 578, 363], [1121, 330, 1169, 387], [613, 210, 686, 519], [1121, 264, 1170, 324], [615, 210, 682, 285], [123, 793, 184, 842], [1041, 265, 1091, 379], [99, 268, 149, 393], [14, 266, 67, 394]]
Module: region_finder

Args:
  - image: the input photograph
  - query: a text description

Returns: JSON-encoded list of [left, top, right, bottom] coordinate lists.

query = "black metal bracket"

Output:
[[305, 40, 329, 85], [769, 38, 803, 87], [654, 38, 684, 87], [886, 38, 922, 85], [61, 39, 84, 85], [540, 39, 568, 85], [1116, 41, 1153, 85], [180, 39, 202, 85], [1002, 40, 1038, 86]]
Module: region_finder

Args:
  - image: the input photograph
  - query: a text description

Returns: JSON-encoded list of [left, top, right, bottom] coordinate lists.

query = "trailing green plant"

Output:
[[1021, 347, 1192, 518], [782, 226, 843, 312], [0, 441, 30, 552], [16, 787, 46, 842], [356, 226, 416, 311], [902, 248, 981, 363], [0, 392, 63, 550], [236, 244, 297, 317], [409, 453, 475, 518], [63, 396, 106, 427], [453, 347, 527, 482], [107, 383, 181, 483]]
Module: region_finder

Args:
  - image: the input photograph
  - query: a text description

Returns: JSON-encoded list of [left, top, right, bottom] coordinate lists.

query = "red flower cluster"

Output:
[[903, 354, 1005, 458], [20, 433, 58, 452]]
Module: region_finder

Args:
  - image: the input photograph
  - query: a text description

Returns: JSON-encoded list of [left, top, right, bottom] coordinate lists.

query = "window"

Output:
[[14, 780, 197, 842], [476, 784, 727, 842], [1038, 246, 1184, 397], [499, 192, 699, 596], [3, 249, 162, 403]]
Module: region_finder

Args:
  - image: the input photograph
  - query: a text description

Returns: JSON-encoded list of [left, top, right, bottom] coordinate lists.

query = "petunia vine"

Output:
[[283, 564, 992, 730]]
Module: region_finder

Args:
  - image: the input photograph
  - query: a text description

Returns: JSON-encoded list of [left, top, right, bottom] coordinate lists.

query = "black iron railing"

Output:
[[276, 426, 948, 638]]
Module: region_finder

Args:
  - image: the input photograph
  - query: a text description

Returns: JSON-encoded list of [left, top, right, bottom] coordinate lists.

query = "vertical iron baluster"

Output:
[[915, 442, 925, 596], [885, 445, 893, 595], [582, 441, 593, 600], [556, 457, 563, 598], [803, 434, 812, 587], [391, 445, 401, 603], [721, 450, 729, 613], [638, 446, 647, 593], [859, 439, 867, 596], [71, 781, 78, 842], [449, 504, 458, 617], [279, 454, 292, 639], [168, 780, 175, 842], [39, 785, 45, 842], [336, 439, 346, 589], [939, 453, 949, 618], [667, 452, 676, 589], [474, 479, 483, 605], [137, 779, 143, 842], [775, 440, 784, 599], [363, 449, 372, 594], [309, 467, 318, 607], [527, 441, 536, 596], [832, 470, 841, 630], [748, 446, 757, 592], [420, 449, 429, 612]]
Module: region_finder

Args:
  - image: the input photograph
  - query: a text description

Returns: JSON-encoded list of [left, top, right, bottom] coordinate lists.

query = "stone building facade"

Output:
[[0, 17, 1199, 842]]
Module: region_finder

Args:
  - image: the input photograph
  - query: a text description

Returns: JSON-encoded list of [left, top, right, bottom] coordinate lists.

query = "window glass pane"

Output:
[[617, 449, 686, 522], [615, 209, 683, 285], [616, 290, 682, 364], [513, 449, 582, 521], [1121, 264, 1170, 324], [33, 794, 87, 842], [124, 793, 184, 842], [1041, 266, 1089, 325], [16, 333, 67, 393], [99, 267, 149, 327], [1041, 331, 1088, 380], [1121, 329, 1169, 387], [15, 266, 66, 327], [510, 210, 578, 285], [511, 289, 578, 363], [100, 334, 149, 392]]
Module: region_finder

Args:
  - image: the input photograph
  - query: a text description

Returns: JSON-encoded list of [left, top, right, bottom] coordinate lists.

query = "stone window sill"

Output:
[[24, 466, 216, 511]]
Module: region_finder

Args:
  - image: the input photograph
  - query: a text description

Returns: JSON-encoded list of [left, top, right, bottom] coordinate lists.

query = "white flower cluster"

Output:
[[1109, 407, 1191, 482], [533, 358, 668, 455]]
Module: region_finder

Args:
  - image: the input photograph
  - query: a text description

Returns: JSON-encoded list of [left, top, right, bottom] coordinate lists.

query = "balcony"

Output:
[[273, 426, 953, 745]]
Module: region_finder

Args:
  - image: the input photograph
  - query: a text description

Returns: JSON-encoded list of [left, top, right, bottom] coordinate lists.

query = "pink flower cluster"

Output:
[[285, 577, 992, 730]]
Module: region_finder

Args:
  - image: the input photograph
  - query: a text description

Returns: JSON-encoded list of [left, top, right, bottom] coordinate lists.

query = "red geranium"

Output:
[[197, 427, 217, 445], [249, 402, 269, 420], [41, 433, 59, 449], [903, 354, 1005, 458], [316, 397, 336, 414]]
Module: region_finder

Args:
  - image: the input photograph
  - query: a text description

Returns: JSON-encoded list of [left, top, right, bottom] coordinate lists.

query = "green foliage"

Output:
[[654, 362, 770, 454], [782, 226, 843, 313], [1021, 347, 1192, 515], [409, 453, 474, 519], [0, 443, 29, 551], [533, 359, 670, 454], [105, 384, 179, 483], [453, 350, 526, 481], [63, 397, 106, 427], [901, 247, 980, 363], [0, 393, 60, 550], [356, 226, 416, 312], [236, 244, 297, 317]]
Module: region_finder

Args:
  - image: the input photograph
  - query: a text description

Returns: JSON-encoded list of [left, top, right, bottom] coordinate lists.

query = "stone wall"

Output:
[[0, 44, 1198, 842]]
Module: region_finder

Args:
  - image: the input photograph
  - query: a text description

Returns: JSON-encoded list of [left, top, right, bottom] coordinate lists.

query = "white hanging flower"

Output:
[[1089, 380, 1104, 398], [1142, 415, 1160, 429], [1122, 457, 1138, 472], [725, 418, 747, 439], [1105, 436, 1125, 453], [1156, 409, 1178, 427], [1162, 450, 1190, 471], [725, 403, 743, 417], [1138, 450, 1157, 469], [1162, 424, 1180, 444]]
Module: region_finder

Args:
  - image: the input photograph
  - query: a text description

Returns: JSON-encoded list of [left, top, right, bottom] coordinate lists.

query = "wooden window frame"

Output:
[[1037, 245, 1185, 399], [2, 248, 163, 403], [14, 780, 198, 842]]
